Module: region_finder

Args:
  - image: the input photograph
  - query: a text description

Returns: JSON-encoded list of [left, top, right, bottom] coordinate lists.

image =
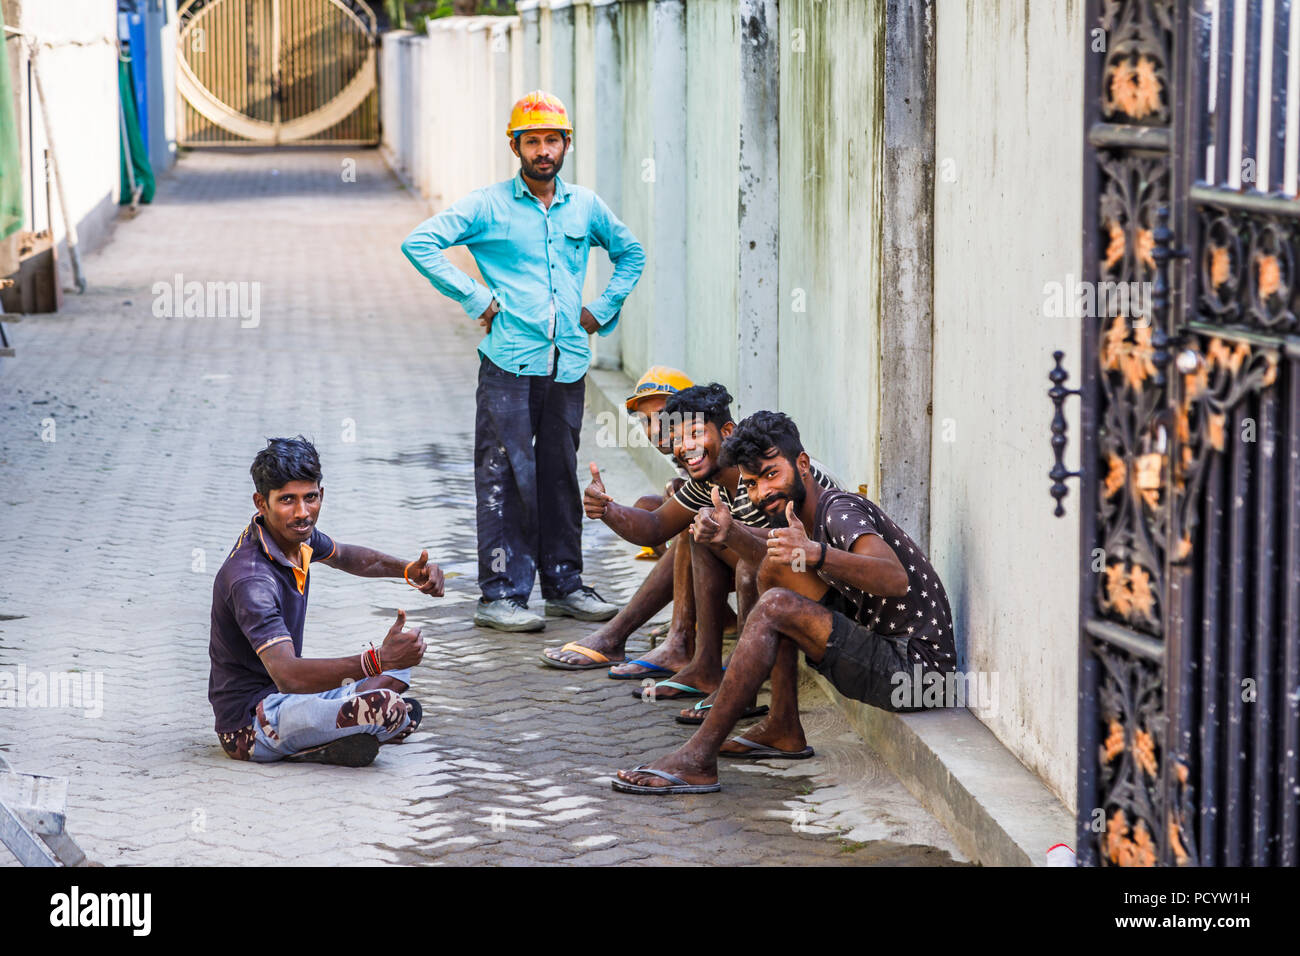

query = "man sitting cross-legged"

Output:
[[209, 436, 445, 768], [613, 411, 956, 794], [571, 385, 839, 707]]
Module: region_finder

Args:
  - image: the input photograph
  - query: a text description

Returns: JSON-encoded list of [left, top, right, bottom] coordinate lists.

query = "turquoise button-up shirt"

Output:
[[401, 172, 645, 383]]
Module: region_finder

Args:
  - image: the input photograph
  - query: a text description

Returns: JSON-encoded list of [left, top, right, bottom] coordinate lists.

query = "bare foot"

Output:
[[717, 718, 806, 755], [607, 642, 691, 677], [541, 637, 628, 667], [615, 749, 718, 789]]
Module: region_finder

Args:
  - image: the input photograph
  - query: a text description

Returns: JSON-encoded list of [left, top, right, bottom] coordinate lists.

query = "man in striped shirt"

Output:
[[582, 384, 838, 705]]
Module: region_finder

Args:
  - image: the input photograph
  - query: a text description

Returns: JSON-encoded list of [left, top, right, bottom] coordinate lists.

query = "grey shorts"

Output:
[[809, 592, 928, 712]]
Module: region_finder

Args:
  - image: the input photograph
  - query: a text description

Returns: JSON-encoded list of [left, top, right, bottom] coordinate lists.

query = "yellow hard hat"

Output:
[[626, 366, 694, 411], [506, 90, 573, 138]]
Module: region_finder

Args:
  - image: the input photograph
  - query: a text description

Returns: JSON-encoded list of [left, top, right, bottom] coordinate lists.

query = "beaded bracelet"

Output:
[[361, 643, 383, 678]]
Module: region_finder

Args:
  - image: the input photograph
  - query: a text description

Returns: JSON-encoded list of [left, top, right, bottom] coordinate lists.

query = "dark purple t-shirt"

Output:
[[208, 516, 335, 733]]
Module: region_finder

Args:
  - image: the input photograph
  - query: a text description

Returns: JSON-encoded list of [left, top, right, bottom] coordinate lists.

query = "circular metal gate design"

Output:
[[177, 0, 378, 146]]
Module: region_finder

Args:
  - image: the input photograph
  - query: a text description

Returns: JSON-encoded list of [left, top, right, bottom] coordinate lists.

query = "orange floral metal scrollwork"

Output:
[[1100, 315, 1158, 392], [1105, 54, 1165, 121], [1170, 336, 1279, 564], [1102, 561, 1157, 627], [1106, 810, 1158, 867]]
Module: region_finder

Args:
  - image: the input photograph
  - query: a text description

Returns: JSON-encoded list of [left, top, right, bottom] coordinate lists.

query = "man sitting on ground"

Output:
[[613, 411, 955, 794], [209, 436, 445, 767]]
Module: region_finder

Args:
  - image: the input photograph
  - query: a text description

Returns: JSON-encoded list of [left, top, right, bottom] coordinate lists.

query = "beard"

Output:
[[761, 474, 806, 527], [522, 149, 565, 182]]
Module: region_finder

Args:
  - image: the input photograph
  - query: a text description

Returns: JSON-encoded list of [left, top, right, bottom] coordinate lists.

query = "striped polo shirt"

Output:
[[671, 458, 842, 528]]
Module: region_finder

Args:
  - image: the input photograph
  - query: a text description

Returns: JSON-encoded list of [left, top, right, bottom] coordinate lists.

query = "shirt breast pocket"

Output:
[[563, 229, 590, 272]]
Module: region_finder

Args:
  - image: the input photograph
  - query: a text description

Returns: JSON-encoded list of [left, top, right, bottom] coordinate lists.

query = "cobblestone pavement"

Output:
[[0, 150, 966, 866]]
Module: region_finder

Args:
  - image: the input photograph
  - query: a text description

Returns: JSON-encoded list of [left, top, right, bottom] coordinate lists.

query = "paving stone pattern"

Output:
[[0, 151, 966, 866]]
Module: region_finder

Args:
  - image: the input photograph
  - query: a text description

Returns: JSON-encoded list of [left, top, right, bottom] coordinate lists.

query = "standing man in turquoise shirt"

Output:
[[401, 91, 645, 632]]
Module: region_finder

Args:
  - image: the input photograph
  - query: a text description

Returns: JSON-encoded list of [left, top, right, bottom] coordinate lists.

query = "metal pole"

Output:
[[29, 47, 86, 293]]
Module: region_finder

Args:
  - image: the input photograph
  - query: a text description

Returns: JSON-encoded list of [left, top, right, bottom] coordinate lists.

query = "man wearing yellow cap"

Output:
[[401, 91, 645, 632]]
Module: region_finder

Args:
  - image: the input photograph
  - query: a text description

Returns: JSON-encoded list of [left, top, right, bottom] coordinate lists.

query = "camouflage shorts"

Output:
[[216, 669, 413, 762]]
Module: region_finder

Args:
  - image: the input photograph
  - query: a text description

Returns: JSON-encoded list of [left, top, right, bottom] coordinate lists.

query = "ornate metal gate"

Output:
[[177, 0, 379, 146], [1057, 0, 1299, 866]]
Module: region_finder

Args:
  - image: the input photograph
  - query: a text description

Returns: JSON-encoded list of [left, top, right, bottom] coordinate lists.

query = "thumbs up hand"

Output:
[[381, 609, 426, 669], [766, 500, 814, 568], [691, 484, 732, 545], [784, 501, 806, 534], [584, 462, 614, 519], [405, 549, 445, 597]]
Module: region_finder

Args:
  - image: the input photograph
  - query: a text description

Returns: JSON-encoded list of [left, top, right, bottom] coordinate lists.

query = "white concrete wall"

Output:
[[381, 18, 524, 213], [683, 0, 738, 393], [615, 0, 654, 378], [931, 0, 1084, 809], [380, 32, 405, 166], [571, 0, 597, 192], [6, 0, 120, 286], [777, 0, 884, 487]]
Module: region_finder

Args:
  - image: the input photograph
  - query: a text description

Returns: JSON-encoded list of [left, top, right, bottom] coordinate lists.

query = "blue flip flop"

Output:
[[629, 680, 709, 701], [607, 659, 673, 680], [611, 765, 721, 795]]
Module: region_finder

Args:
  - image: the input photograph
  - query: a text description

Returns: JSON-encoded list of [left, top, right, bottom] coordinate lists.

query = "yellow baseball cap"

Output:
[[625, 366, 694, 411]]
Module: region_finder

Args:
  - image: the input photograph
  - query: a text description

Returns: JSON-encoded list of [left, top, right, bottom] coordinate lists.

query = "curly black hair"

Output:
[[663, 382, 733, 429], [719, 411, 804, 473], [250, 436, 323, 498]]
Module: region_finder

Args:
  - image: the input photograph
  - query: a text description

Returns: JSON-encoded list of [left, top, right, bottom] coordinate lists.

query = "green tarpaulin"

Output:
[[119, 56, 154, 205], [0, 11, 25, 240]]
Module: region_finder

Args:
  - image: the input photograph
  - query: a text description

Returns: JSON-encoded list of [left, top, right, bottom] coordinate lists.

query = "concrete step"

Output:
[[586, 365, 1075, 867]]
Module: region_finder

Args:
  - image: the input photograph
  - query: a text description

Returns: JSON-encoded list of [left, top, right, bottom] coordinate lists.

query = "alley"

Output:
[[0, 150, 964, 866]]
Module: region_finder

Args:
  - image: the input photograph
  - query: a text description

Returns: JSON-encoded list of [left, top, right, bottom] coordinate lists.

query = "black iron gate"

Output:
[[1058, 0, 1299, 866]]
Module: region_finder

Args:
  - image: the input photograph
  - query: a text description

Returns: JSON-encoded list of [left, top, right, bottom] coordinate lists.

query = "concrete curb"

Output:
[[807, 674, 1074, 866], [586, 365, 1075, 867]]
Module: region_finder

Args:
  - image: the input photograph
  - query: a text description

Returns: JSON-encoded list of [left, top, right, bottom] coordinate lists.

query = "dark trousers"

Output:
[[474, 353, 585, 602]]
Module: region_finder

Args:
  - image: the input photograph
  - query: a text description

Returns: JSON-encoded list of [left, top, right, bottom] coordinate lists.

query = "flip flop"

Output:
[[674, 701, 770, 726], [388, 697, 423, 742], [611, 765, 721, 795], [629, 680, 709, 702], [719, 735, 815, 760], [607, 659, 674, 680], [540, 642, 626, 671]]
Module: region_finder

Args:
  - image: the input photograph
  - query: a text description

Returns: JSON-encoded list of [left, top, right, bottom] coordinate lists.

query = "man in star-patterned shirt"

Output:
[[811, 490, 956, 677], [614, 411, 956, 795]]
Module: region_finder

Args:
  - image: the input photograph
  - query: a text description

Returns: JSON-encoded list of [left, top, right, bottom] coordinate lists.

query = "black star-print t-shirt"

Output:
[[810, 490, 956, 672]]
